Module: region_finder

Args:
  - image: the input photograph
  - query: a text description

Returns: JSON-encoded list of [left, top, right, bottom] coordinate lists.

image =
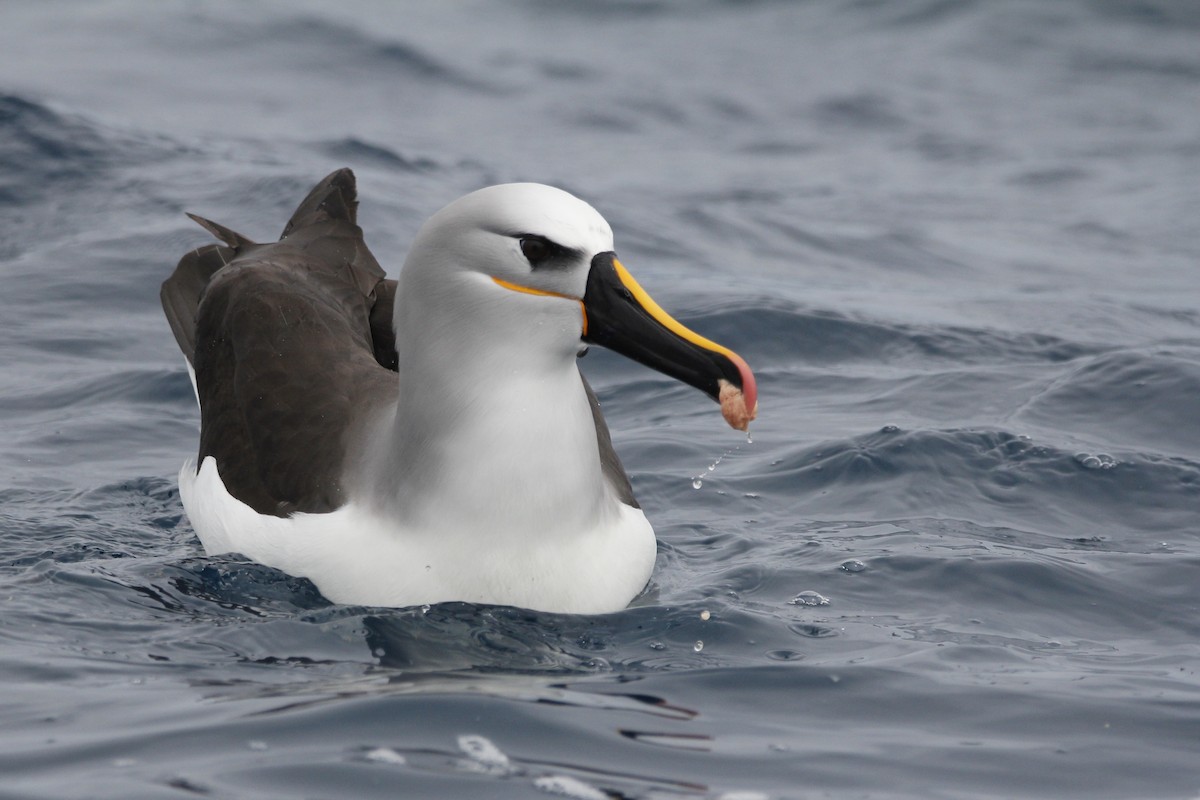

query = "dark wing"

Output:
[[161, 223, 253, 365], [368, 278, 399, 372], [579, 370, 639, 509], [161, 168, 396, 516]]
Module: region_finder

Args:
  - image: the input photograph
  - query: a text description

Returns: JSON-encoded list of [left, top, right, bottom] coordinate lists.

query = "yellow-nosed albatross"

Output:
[[161, 169, 757, 614]]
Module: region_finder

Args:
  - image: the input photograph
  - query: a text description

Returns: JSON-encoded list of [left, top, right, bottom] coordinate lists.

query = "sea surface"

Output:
[[1, 2, 1199, 798]]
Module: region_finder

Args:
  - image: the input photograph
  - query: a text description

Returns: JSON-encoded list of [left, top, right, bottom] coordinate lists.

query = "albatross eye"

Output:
[[519, 235, 553, 266], [515, 234, 583, 270]]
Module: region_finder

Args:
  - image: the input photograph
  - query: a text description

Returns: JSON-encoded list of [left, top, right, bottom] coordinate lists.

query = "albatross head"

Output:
[[396, 183, 757, 430]]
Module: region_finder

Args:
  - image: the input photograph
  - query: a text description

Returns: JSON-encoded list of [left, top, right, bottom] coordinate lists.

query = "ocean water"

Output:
[[1, 1, 1199, 798]]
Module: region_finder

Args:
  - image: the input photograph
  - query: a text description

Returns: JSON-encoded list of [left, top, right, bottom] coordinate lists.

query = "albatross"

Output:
[[161, 169, 757, 614]]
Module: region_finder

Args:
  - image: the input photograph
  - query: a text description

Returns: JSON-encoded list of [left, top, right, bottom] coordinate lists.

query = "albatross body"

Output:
[[162, 170, 756, 614]]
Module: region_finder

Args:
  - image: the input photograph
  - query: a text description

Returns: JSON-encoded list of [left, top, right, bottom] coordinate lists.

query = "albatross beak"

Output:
[[582, 253, 758, 431]]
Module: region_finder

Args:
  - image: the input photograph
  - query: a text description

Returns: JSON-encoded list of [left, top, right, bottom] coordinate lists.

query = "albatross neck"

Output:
[[365, 305, 613, 537]]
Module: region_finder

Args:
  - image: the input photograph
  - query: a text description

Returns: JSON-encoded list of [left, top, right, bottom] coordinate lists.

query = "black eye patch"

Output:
[[516, 234, 582, 270]]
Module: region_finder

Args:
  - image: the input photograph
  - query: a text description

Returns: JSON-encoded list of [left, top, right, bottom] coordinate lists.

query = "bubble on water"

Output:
[[790, 590, 830, 607], [649, 641, 665, 650], [457, 734, 511, 774], [880, 424, 899, 433], [533, 774, 608, 800], [693, 640, 704, 652], [840, 559, 867, 573], [364, 747, 407, 765], [1075, 452, 1118, 470]]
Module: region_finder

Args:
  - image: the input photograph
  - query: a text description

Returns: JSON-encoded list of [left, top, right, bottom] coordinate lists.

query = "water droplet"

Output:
[[790, 590, 830, 607], [699, 609, 711, 621], [840, 559, 867, 573], [746, 432, 754, 444], [692, 439, 749, 489], [421, 604, 431, 614], [693, 640, 704, 652]]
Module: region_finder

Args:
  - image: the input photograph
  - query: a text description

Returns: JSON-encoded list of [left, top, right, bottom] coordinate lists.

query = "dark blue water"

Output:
[[2, 2, 1199, 798]]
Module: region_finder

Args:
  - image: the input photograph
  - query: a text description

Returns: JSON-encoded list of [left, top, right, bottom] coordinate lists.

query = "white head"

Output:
[[395, 183, 614, 371]]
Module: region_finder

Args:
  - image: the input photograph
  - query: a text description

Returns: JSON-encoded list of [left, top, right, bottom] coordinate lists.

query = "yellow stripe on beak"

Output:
[[612, 259, 735, 361]]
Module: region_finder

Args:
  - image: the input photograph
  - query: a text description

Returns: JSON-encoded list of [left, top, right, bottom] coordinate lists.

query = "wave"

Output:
[[752, 426, 1200, 539], [0, 94, 111, 206]]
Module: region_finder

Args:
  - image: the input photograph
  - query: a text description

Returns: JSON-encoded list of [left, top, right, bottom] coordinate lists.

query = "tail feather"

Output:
[[185, 212, 256, 250]]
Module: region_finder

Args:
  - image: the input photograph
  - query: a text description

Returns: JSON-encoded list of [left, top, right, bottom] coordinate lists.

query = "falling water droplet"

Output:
[[421, 604, 431, 614], [692, 477, 703, 489], [693, 640, 704, 652], [699, 609, 711, 621]]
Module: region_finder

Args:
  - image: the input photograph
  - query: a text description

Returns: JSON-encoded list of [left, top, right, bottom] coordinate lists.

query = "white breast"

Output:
[[179, 456, 657, 614]]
